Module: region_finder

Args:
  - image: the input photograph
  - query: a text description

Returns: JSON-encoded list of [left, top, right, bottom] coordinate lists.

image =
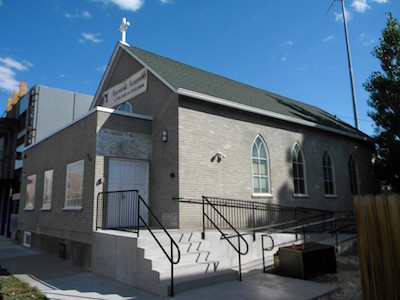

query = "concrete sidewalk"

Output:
[[0, 236, 337, 299]]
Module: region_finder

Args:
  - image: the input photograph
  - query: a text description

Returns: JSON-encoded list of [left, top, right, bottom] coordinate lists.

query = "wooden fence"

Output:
[[354, 194, 400, 300]]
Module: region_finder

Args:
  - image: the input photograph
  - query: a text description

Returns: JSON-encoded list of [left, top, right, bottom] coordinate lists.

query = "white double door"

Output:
[[108, 158, 149, 226]]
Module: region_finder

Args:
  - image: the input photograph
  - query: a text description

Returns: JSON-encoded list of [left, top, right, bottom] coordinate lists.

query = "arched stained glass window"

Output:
[[252, 136, 270, 194], [348, 155, 359, 195], [323, 150, 336, 195], [292, 143, 307, 195]]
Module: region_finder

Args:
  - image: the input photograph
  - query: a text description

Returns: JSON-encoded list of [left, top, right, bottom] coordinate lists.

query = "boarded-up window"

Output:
[[25, 174, 36, 210], [65, 160, 84, 208], [42, 169, 53, 210]]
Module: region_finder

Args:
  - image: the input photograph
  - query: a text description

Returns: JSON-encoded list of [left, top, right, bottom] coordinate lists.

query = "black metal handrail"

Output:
[[137, 194, 181, 297], [260, 215, 346, 272], [179, 196, 334, 234], [96, 190, 180, 297], [262, 234, 274, 272], [96, 190, 140, 232], [202, 196, 249, 281]]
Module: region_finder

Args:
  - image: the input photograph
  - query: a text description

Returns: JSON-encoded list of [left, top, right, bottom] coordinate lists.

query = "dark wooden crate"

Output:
[[277, 243, 336, 279]]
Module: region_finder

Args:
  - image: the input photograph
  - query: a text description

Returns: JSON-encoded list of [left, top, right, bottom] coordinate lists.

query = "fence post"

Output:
[[238, 235, 242, 281], [295, 208, 298, 241], [202, 197, 205, 239], [334, 220, 338, 250], [96, 193, 100, 230], [137, 192, 140, 237], [170, 241, 174, 297]]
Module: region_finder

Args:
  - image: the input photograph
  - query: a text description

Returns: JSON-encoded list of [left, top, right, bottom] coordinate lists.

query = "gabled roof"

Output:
[[94, 42, 369, 141]]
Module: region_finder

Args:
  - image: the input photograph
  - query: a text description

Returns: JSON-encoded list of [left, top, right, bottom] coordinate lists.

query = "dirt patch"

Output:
[[312, 254, 362, 299], [0, 266, 9, 276]]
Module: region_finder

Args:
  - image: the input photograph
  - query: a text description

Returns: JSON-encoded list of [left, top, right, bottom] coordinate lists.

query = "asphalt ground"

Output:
[[0, 235, 337, 299]]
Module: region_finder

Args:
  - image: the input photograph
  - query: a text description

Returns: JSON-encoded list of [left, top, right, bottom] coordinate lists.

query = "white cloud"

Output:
[[0, 57, 32, 92], [0, 0, 3, 7], [96, 65, 107, 72], [335, 8, 352, 22], [371, 0, 388, 3], [359, 33, 375, 47], [285, 41, 294, 46], [65, 10, 92, 19], [82, 10, 92, 19], [0, 57, 30, 71], [351, 0, 370, 13], [0, 66, 18, 92], [281, 56, 287, 62], [323, 35, 335, 43], [364, 38, 375, 46], [160, 0, 173, 4], [97, 0, 145, 12], [79, 32, 103, 44]]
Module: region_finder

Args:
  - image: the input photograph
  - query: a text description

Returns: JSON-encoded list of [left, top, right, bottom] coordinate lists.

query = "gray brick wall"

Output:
[[99, 51, 181, 228], [178, 98, 378, 228], [18, 111, 97, 245]]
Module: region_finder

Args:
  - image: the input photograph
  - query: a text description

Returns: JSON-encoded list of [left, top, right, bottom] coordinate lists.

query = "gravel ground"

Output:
[[312, 253, 362, 299]]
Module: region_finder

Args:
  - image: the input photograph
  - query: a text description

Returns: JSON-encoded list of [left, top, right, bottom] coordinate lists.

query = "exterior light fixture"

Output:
[[162, 130, 168, 142], [211, 151, 227, 163]]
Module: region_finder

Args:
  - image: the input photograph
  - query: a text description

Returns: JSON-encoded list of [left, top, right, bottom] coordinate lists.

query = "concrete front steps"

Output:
[[137, 230, 238, 295], [92, 229, 352, 297], [136, 230, 304, 295], [91, 229, 240, 297]]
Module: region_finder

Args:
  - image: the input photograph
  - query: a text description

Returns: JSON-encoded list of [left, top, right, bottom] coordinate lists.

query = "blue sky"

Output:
[[0, 0, 398, 136]]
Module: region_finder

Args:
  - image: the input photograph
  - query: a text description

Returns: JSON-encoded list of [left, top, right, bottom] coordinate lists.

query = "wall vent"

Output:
[[23, 231, 31, 248]]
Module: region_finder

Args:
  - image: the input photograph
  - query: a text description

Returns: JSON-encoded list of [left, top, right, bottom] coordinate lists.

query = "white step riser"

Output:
[[150, 251, 218, 269], [141, 240, 212, 260], [138, 234, 205, 249]]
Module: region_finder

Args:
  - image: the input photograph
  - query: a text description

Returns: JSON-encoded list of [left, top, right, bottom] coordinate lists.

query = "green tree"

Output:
[[364, 12, 400, 191]]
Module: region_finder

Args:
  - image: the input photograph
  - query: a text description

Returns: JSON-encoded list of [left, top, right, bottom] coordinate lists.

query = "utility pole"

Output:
[[340, 0, 359, 129]]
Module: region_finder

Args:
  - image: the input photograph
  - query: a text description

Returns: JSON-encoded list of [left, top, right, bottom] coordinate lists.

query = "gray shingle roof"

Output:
[[126, 45, 367, 139]]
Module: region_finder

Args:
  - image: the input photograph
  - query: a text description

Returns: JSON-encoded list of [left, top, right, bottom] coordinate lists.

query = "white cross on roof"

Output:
[[119, 17, 131, 45]]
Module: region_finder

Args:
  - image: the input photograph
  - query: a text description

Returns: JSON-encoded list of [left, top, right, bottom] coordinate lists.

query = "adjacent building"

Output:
[[0, 84, 92, 238]]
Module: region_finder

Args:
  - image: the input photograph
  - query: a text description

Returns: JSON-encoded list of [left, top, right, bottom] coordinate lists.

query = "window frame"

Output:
[[322, 150, 337, 197], [64, 160, 84, 210], [41, 169, 53, 210], [292, 143, 308, 197], [251, 136, 272, 196], [24, 174, 37, 210], [117, 102, 132, 113], [348, 154, 360, 195]]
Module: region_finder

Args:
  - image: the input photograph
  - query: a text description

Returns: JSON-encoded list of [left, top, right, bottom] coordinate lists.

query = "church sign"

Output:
[[102, 68, 148, 108]]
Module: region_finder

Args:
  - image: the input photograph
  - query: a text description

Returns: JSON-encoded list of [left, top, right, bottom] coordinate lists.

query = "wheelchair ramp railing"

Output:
[[96, 190, 181, 296], [202, 196, 249, 281]]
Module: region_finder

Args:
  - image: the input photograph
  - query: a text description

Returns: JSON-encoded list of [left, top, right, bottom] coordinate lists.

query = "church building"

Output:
[[17, 41, 378, 268]]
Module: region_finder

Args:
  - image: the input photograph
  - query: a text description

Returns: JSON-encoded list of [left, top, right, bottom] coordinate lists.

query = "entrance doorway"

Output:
[[108, 159, 149, 226]]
